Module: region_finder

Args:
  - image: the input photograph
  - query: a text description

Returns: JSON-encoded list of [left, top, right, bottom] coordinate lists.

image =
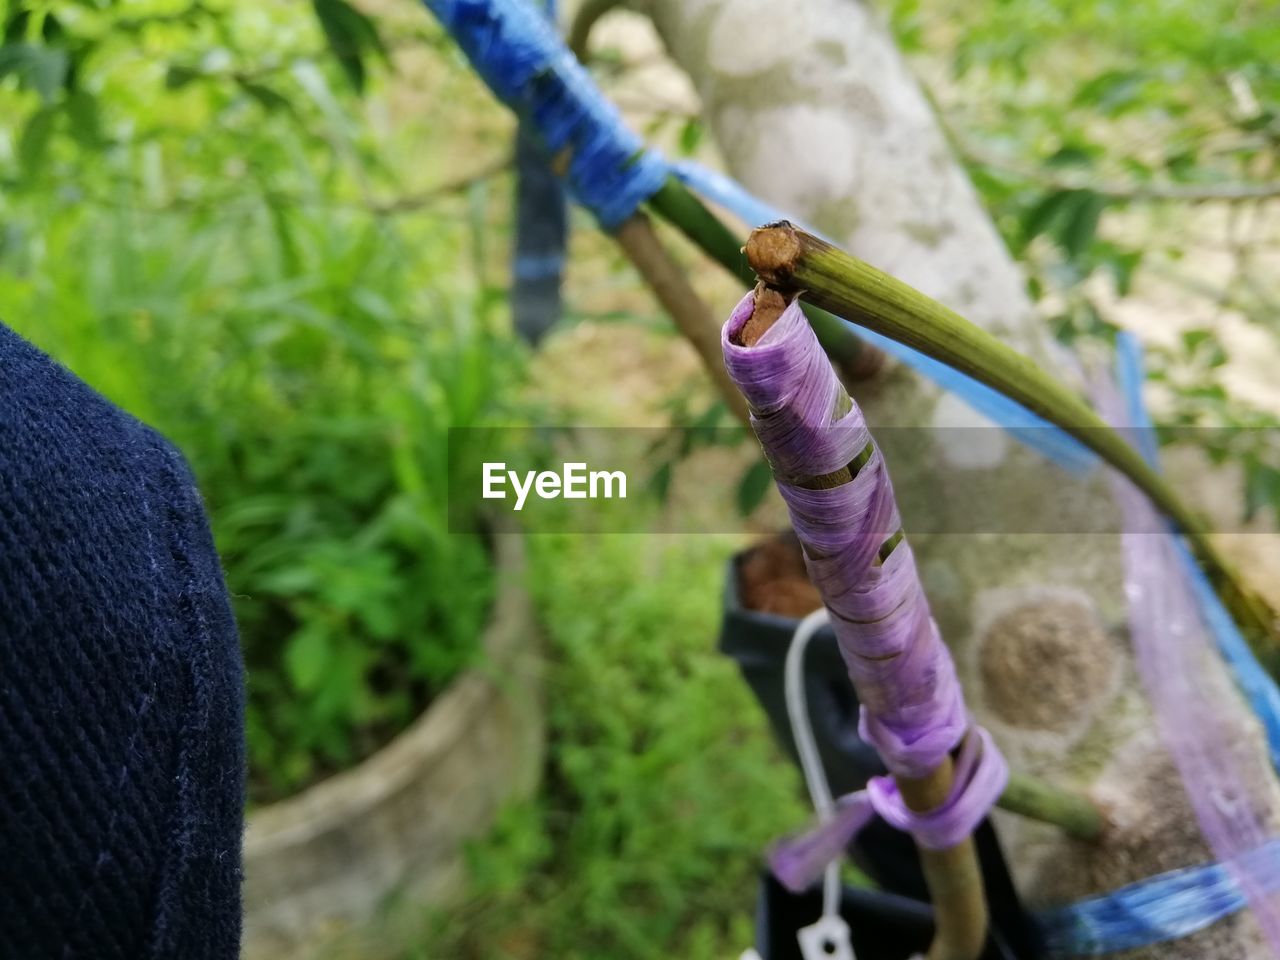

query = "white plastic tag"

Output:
[[738, 950, 763, 960], [797, 914, 856, 960]]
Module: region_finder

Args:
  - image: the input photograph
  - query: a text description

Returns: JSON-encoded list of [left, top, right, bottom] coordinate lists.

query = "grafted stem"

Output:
[[735, 287, 988, 960], [900, 756, 989, 960], [745, 221, 1278, 657]]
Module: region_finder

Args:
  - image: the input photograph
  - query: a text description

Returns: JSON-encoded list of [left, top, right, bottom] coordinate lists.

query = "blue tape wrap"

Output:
[[1037, 837, 1280, 955], [674, 159, 1096, 471], [671, 159, 822, 236], [513, 251, 566, 281], [425, 0, 666, 229]]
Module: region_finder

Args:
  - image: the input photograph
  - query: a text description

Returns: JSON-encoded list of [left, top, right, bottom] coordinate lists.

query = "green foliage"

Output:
[[419, 528, 807, 960], [0, 0, 518, 801], [312, 0, 388, 93], [888, 0, 1280, 523], [1, 189, 515, 799]]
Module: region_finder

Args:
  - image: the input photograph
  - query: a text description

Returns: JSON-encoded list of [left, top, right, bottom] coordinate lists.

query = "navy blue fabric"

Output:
[[0, 322, 245, 958]]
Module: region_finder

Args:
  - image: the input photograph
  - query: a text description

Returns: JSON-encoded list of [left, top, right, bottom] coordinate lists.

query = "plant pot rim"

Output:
[[243, 530, 530, 856]]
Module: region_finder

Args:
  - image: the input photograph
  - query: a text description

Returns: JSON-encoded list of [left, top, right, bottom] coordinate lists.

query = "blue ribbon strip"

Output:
[[423, 0, 666, 229], [1037, 837, 1280, 955], [510, 0, 569, 344]]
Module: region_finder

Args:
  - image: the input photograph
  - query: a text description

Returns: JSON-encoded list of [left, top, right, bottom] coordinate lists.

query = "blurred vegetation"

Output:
[[413, 527, 806, 960], [889, 0, 1280, 511]]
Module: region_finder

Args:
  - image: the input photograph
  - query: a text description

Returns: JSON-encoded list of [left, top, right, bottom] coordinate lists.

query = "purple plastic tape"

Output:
[[722, 292, 1007, 890], [1095, 374, 1280, 953]]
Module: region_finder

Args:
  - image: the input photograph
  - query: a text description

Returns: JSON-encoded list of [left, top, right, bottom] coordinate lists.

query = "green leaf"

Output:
[[18, 105, 55, 178], [736, 460, 773, 517], [64, 90, 101, 146], [1245, 461, 1280, 521], [1098, 244, 1142, 297], [0, 42, 68, 102], [285, 622, 332, 693], [678, 117, 703, 156], [312, 0, 387, 93], [1059, 190, 1107, 260], [239, 79, 295, 115], [1045, 144, 1099, 169], [1021, 189, 1076, 245], [3, 7, 28, 45], [1072, 69, 1146, 116], [164, 63, 201, 89], [1181, 328, 1213, 354]]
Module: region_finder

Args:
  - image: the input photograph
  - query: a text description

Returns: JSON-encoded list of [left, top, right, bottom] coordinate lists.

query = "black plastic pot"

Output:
[[755, 872, 1026, 960], [754, 872, 932, 960], [722, 544, 1039, 959]]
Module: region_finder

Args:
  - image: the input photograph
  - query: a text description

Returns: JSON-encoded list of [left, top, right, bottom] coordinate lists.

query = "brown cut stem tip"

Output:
[[745, 221, 803, 287], [733, 283, 790, 347]]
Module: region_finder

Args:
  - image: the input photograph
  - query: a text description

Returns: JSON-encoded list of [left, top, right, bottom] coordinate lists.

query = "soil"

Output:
[[977, 597, 1118, 733], [736, 532, 822, 617]]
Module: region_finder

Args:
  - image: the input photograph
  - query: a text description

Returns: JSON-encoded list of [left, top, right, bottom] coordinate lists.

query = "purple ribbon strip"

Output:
[[769, 728, 1006, 892], [722, 291, 1007, 890], [1094, 373, 1280, 953]]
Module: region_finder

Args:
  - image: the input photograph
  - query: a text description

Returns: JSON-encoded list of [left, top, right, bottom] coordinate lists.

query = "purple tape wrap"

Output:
[[723, 293, 967, 777], [1094, 374, 1280, 951], [769, 729, 1007, 891], [723, 292, 1007, 890]]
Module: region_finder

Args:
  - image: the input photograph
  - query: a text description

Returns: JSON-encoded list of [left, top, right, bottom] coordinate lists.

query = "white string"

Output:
[[784, 606, 841, 920]]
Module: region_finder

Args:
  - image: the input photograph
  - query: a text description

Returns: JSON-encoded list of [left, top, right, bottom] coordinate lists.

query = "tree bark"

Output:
[[638, 1, 1280, 954]]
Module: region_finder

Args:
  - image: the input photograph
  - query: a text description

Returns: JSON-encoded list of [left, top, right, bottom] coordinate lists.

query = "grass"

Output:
[[412, 524, 808, 960]]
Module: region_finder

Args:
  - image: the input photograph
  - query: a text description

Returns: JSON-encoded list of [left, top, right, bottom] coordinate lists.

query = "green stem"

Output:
[[1000, 772, 1104, 841], [647, 177, 750, 282], [745, 221, 1276, 653]]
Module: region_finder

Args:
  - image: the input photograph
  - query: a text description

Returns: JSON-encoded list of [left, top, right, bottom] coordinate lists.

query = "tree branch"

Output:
[[612, 213, 750, 424], [962, 144, 1280, 203], [899, 756, 989, 960]]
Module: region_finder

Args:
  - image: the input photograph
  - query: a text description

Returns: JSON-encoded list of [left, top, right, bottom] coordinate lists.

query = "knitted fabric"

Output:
[[0, 322, 245, 959]]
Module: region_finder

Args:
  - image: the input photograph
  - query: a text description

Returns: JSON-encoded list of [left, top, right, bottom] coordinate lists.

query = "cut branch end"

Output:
[[745, 221, 805, 287]]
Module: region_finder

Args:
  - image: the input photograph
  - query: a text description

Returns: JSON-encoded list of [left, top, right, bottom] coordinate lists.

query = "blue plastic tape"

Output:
[[674, 158, 1096, 471], [425, 0, 666, 228], [1037, 837, 1280, 955], [512, 251, 566, 281], [671, 159, 821, 236]]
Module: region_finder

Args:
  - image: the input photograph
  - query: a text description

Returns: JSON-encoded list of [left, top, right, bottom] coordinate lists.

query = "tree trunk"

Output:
[[638, 1, 1280, 954]]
